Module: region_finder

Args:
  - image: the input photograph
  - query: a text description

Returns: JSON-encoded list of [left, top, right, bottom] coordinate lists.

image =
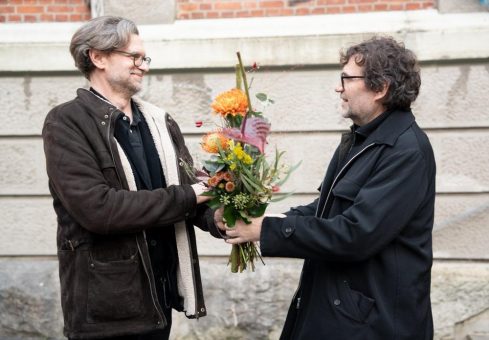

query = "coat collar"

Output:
[[365, 108, 416, 147], [76, 88, 117, 119]]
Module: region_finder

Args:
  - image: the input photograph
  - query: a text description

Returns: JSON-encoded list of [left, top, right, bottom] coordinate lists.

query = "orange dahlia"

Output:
[[211, 88, 248, 117], [201, 132, 229, 153]]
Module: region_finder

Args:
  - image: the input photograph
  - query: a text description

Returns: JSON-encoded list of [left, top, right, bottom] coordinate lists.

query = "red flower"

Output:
[[272, 185, 280, 193], [195, 121, 203, 128]]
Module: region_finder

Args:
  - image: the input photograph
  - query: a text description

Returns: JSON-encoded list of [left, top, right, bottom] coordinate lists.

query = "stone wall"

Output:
[[0, 9, 488, 340]]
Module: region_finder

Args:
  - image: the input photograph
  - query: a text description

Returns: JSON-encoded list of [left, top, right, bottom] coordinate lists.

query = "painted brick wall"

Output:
[[177, 0, 436, 19], [0, 0, 90, 23]]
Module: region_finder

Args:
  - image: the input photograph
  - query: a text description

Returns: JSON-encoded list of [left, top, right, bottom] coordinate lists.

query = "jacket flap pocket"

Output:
[[332, 178, 361, 201], [96, 149, 115, 169]]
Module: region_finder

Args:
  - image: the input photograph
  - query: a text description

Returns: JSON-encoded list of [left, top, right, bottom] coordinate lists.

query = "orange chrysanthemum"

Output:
[[201, 132, 229, 153], [211, 88, 248, 117]]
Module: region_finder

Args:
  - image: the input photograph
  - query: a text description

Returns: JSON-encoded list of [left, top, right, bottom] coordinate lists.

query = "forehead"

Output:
[[342, 55, 364, 75], [124, 34, 145, 53]]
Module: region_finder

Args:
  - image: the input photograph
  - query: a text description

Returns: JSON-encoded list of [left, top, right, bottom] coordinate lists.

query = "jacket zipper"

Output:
[[137, 232, 165, 324], [106, 109, 165, 325]]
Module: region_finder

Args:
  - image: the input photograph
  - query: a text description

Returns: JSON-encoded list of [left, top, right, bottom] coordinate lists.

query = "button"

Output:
[[150, 240, 157, 247], [101, 121, 106, 126], [282, 224, 295, 238], [104, 114, 109, 119], [179, 161, 184, 166], [123, 116, 128, 121], [90, 263, 95, 268], [333, 299, 341, 306], [200, 307, 205, 312]]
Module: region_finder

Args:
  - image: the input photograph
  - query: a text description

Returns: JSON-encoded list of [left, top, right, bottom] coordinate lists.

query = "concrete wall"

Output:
[[1, 9, 488, 340]]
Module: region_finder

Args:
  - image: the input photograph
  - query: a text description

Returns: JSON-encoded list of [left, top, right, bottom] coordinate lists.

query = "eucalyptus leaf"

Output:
[[256, 93, 268, 102]]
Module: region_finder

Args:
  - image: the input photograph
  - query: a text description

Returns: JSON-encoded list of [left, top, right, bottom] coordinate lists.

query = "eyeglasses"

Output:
[[340, 75, 365, 89], [112, 50, 152, 67]]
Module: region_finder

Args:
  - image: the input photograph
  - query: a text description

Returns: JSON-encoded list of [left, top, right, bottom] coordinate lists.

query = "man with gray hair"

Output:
[[43, 16, 221, 339]]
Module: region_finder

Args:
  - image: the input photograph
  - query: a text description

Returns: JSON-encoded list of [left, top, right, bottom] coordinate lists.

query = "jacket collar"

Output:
[[76, 88, 122, 122], [365, 108, 415, 146]]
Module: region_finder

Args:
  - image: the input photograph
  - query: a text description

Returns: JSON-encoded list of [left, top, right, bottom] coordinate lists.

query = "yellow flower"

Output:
[[243, 154, 253, 165], [211, 88, 248, 117], [201, 132, 229, 153]]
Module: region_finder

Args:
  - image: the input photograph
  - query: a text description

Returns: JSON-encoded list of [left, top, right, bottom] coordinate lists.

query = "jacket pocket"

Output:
[[335, 280, 375, 324], [332, 177, 361, 201], [97, 150, 121, 189], [86, 250, 144, 323]]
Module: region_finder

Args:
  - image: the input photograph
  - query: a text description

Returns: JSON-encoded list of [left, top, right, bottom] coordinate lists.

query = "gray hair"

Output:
[[70, 16, 139, 79]]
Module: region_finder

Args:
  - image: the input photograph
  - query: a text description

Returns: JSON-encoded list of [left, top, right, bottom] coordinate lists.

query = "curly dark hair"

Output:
[[340, 36, 421, 110]]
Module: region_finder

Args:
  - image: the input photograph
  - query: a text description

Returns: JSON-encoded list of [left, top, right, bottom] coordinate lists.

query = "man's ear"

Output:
[[374, 82, 389, 101], [88, 49, 107, 70]]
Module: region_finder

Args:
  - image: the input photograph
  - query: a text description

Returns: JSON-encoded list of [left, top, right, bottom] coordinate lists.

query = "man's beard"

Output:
[[108, 74, 141, 98]]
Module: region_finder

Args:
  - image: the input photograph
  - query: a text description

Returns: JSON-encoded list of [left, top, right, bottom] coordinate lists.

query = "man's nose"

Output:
[[138, 62, 150, 72]]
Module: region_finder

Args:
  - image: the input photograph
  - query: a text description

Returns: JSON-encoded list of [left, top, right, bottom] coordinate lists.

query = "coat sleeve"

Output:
[[260, 148, 430, 262], [43, 112, 197, 235], [284, 199, 319, 217]]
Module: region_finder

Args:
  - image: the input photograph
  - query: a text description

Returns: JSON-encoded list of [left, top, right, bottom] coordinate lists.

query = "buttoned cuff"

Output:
[[260, 215, 296, 256]]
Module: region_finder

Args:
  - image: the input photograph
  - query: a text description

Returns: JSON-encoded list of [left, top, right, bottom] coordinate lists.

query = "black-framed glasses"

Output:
[[340, 75, 365, 89], [112, 50, 151, 67]]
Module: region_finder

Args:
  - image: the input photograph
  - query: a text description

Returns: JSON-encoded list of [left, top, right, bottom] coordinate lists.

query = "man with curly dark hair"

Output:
[[224, 36, 436, 339]]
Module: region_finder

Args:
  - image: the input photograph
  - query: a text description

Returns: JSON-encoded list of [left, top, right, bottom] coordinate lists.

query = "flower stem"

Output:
[[236, 52, 252, 135], [230, 244, 239, 273]]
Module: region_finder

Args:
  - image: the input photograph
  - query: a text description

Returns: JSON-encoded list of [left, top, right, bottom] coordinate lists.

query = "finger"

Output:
[[225, 237, 243, 244], [216, 222, 226, 231], [225, 229, 238, 238]]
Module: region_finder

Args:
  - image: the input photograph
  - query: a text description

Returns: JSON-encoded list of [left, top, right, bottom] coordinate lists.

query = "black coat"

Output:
[[261, 109, 436, 340]]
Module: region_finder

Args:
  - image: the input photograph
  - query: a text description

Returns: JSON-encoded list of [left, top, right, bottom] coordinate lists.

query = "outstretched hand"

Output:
[[191, 182, 212, 204], [225, 216, 264, 244]]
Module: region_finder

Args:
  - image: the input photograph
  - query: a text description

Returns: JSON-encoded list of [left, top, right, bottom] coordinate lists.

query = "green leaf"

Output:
[[248, 203, 268, 217], [256, 93, 267, 102], [223, 205, 238, 227], [239, 173, 256, 194], [207, 197, 222, 210], [270, 191, 295, 202]]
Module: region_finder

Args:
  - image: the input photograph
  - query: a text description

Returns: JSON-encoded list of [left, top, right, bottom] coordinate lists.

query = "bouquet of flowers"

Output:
[[197, 53, 298, 273]]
